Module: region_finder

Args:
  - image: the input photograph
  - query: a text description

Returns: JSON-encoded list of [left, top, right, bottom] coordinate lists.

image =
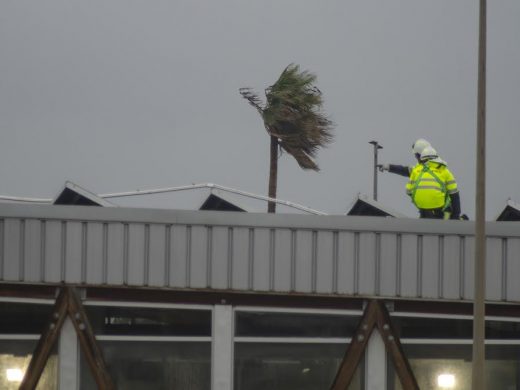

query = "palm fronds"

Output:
[[238, 87, 264, 115], [240, 64, 334, 171]]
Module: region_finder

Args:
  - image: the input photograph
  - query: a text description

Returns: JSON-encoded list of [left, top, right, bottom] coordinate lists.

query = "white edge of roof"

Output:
[[345, 193, 408, 218], [494, 198, 520, 221], [53, 181, 116, 207]]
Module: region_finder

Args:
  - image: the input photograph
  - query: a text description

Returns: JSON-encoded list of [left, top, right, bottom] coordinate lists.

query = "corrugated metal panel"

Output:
[[358, 232, 376, 296], [148, 224, 167, 287], [211, 226, 229, 290], [86, 222, 104, 284], [169, 225, 188, 288], [24, 219, 42, 283], [316, 231, 334, 294], [337, 232, 356, 295], [441, 235, 461, 300], [486, 237, 503, 301], [273, 229, 291, 292], [43, 220, 62, 283], [506, 238, 520, 300], [400, 234, 418, 297], [252, 228, 270, 291], [4, 218, 22, 281], [230, 227, 249, 290], [65, 221, 83, 283], [379, 233, 398, 297], [190, 225, 208, 289], [295, 230, 313, 293], [2, 204, 520, 304]]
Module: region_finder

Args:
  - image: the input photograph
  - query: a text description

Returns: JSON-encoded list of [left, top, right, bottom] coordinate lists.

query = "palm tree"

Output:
[[240, 64, 334, 213]]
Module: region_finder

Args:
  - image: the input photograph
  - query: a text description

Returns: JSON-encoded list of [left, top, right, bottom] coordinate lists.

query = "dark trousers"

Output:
[[419, 208, 444, 219]]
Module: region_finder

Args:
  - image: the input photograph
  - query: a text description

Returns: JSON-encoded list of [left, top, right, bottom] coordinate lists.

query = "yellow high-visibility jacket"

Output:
[[405, 161, 458, 210]]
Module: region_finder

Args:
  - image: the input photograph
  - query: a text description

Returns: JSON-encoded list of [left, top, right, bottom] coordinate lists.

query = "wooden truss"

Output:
[[20, 287, 114, 390], [330, 300, 419, 390], [19, 290, 416, 389]]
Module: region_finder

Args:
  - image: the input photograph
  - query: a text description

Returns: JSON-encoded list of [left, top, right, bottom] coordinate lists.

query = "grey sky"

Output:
[[0, 1, 519, 219]]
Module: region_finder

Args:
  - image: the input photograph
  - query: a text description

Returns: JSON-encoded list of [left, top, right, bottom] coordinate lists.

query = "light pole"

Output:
[[369, 141, 383, 201], [472, 0, 487, 388]]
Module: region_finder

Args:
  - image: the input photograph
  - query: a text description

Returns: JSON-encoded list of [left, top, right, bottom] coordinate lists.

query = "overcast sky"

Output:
[[1, 1, 519, 219]]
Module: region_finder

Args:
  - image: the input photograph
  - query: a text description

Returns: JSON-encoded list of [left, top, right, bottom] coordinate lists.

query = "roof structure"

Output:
[[345, 193, 408, 218], [53, 181, 115, 207], [199, 193, 246, 212], [495, 199, 520, 221]]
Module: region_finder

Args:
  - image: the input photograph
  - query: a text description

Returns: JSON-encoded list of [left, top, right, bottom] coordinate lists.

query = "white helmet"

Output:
[[412, 138, 431, 155], [420, 146, 438, 161]]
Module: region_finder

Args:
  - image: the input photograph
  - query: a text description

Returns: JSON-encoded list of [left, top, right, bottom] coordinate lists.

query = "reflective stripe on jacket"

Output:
[[405, 161, 458, 209]]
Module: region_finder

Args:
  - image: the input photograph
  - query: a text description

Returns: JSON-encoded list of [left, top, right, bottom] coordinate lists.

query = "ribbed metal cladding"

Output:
[[1, 204, 520, 303]]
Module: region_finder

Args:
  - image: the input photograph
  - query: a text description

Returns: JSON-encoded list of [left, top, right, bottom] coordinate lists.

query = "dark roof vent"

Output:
[[346, 194, 406, 218], [496, 200, 520, 221], [199, 193, 245, 212]]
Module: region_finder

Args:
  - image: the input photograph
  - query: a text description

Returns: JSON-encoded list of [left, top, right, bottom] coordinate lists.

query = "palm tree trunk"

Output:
[[267, 135, 278, 213]]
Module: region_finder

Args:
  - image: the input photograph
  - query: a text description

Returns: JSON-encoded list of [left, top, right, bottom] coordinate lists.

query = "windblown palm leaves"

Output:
[[240, 64, 334, 212], [240, 64, 334, 171]]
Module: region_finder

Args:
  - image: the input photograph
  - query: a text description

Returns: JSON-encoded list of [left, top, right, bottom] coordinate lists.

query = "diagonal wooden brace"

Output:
[[19, 288, 69, 390], [19, 287, 114, 390], [330, 300, 419, 390]]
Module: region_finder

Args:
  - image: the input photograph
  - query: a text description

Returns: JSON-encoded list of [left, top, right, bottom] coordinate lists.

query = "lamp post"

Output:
[[369, 141, 383, 201], [472, 0, 487, 389]]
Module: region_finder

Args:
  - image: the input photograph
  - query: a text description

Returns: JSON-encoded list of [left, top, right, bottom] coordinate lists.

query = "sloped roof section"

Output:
[[496, 199, 520, 221], [346, 194, 407, 218], [199, 193, 246, 212], [53, 181, 115, 207]]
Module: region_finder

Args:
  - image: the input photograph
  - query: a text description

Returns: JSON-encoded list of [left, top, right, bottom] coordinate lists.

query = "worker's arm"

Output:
[[378, 164, 411, 177], [388, 164, 411, 177], [449, 192, 461, 219]]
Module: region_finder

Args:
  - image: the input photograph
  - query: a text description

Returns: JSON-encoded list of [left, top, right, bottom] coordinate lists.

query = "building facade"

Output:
[[1, 203, 520, 389]]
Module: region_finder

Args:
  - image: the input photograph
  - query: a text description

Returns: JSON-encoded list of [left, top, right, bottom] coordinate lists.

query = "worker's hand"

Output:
[[378, 164, 390, 172]]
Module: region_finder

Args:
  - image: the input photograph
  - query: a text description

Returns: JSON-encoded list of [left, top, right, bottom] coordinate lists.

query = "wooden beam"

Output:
[[330, 300, 378, 390], [19, 288, 69, 390], [375, 301, 419, 390], [330, 300, 419, 390], [20, 287, 114, 390], [67, 287, 115, 390]]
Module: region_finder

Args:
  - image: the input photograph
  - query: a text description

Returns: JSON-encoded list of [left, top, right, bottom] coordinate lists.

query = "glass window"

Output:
[[235, 312, 360, 338], [390, 316, 473, 339], [234, 343, 363, 390], [0, 340, 57, 390], [388, 345, 520, 390], [85, 306, 211, 336], [0, 302, 53, 334], [80, 341, 211, 390], [486, 320, 520, 339]]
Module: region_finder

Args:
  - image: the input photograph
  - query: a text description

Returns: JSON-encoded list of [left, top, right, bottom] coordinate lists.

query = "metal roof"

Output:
[[1, 203, 519, 304]]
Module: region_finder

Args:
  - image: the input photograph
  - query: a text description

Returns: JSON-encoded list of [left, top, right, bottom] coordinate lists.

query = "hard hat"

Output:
[[420, 146, 438, 161], [412, 138, 431, 155]]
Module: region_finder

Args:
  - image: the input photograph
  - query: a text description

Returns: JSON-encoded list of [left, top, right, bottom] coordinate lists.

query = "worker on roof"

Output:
[[378, 138, 431, 177], [405, 146, 461, 219], [378, 139, 462, 219]]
